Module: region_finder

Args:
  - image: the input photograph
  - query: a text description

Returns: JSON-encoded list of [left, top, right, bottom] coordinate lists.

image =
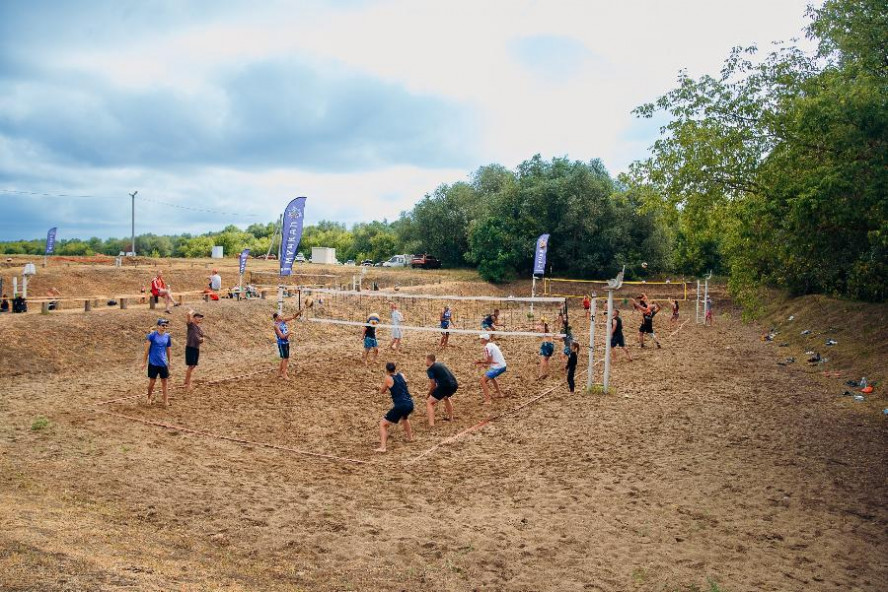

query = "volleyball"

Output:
[[304, 297, 314, 308], [641, 262, 648, 269]]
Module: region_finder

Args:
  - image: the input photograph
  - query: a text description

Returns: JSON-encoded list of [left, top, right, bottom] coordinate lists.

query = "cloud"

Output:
[[0, 59, 478, 172], [0, 0, 819, 240], [510, 35, 610, 83]]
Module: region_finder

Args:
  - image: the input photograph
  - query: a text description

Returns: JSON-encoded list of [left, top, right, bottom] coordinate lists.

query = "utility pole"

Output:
[[129, 191, 138, 256]]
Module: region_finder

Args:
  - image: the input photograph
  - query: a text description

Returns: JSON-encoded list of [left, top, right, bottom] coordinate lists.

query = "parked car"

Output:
[[254, 253, 277, 260], [411, 254, 441, 269], [344, 259, 356, 266], [295, 252, 306, 263], [382, 255, 409, 268], [360, 259, 374, 266]]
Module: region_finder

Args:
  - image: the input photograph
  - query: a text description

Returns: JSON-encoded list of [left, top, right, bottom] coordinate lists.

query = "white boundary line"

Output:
[[301, 287, 566, 304], [305, 317, 567, 338]]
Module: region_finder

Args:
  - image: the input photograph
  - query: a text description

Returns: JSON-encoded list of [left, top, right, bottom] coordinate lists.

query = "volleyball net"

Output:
[[298, 288, 569, 338], [543, 277, 689, 301]]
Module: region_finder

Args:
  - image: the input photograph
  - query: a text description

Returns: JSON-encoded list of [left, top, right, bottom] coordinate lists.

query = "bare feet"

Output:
[[374, 447, 387, 453]]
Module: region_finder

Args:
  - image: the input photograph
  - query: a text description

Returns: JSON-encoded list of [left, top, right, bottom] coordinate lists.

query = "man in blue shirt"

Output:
[[142, 318, 172, 406]]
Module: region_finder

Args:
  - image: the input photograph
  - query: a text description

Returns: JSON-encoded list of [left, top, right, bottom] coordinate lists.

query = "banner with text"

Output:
[[45, 227, 57, 255], [533, 233, 550, 276], [279, 197, 307, 277], [239, 248, 250, 275]]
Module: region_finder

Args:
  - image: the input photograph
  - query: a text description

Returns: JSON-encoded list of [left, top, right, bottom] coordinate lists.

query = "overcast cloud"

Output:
[[0, 0, 816, 240]]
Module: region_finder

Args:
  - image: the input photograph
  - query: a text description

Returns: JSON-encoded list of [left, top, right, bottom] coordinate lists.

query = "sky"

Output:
[[0, 0, 818, 241]]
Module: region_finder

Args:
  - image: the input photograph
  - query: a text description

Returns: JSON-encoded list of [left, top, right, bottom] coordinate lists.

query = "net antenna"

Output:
[[598, 266, 625, 393]]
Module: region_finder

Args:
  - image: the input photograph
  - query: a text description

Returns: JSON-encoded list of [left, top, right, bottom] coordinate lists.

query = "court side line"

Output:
[[666, 318, 691, 340]]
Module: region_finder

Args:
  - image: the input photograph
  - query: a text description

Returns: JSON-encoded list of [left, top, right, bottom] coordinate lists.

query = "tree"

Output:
[[630, 0, 888, 304]]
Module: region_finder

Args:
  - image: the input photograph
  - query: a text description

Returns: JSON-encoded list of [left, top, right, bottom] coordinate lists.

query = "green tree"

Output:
[[631, 0, 888, 304]]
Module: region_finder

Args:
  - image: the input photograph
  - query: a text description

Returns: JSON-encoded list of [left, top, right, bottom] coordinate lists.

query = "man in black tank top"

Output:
[[375, 362, 414, 452], [425, 354, 458, 426], [610, 309, 632, 361]]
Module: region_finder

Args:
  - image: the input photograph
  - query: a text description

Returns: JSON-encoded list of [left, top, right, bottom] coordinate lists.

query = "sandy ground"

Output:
[[1, 264, 886, 591]]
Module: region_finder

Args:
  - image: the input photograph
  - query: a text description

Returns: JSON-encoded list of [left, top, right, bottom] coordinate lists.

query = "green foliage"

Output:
[[630, 0, 888, 306], [31, 416, 50, 431], [466, 155, 669, 282]]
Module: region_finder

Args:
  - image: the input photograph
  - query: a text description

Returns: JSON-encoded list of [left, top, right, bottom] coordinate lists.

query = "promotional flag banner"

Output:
[[45, 227, 58, 255], [279, 197, 307, 276], [239, 249, 251, 275], [533, 233, 550, 276]]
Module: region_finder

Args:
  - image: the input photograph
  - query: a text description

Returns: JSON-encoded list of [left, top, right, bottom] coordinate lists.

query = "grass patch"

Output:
[[30, 416, 50, 431]]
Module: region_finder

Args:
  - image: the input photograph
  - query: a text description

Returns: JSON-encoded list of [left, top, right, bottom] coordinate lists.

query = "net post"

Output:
[[695, 280, 701, 323], [603, 289, 615, 393], [586, 296, 596, 390]]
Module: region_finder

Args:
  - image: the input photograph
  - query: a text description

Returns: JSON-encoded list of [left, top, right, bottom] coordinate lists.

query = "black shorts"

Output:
[[185, 346, 200, 366], [640, 321, 654, 334], [384, 403, 414, 423], [278, 342, 290, 359], [432, 384, 458, 401], [611, 334, 625, 348], [147, 364, 169, 379]]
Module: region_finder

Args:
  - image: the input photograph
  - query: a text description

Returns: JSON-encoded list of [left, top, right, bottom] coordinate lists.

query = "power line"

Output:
[[0, 188, 117, 200], [0, 188, 261, 218], [136, 197, 260, 218]]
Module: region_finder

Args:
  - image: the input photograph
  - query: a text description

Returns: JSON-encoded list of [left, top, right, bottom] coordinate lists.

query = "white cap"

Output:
[[479, 333, 490, 340]]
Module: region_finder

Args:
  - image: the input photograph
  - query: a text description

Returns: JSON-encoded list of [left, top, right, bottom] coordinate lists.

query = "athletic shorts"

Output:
[[432, 384, 458, 401], [185, 346, 200, 366], [391, 328, 402, 339], [640, 321, 654, 334], [147, 364, 169, 379], [364, 337, 378, 350], [611, 334, 625, 348], [485, 366, 507, 379], [539, 342, 554, 357], [384, 403, 414, 423], [563, 345, 571, 356], [440, 322, 450, 334], [278, 342, 290, 359]]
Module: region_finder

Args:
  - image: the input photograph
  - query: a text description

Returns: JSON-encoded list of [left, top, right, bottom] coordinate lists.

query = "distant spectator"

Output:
[[46, 287, 61, 311], [150, 271, 176, 314], [0, 294, 9, 313], [208, 269, 222, 292]]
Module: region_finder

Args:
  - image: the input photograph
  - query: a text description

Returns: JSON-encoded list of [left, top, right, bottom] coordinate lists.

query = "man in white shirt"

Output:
[[475, 333, 507, 404], [208, 269, 222, 292], [388, 302, 404, 351]]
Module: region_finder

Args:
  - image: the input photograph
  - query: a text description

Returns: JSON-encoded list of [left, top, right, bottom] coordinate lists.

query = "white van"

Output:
[[382, 255, 408, 268]]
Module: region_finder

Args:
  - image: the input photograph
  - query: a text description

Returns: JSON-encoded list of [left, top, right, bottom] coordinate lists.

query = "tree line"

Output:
[[2, 0, 884, 306], [0, 158, 668, 285]]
